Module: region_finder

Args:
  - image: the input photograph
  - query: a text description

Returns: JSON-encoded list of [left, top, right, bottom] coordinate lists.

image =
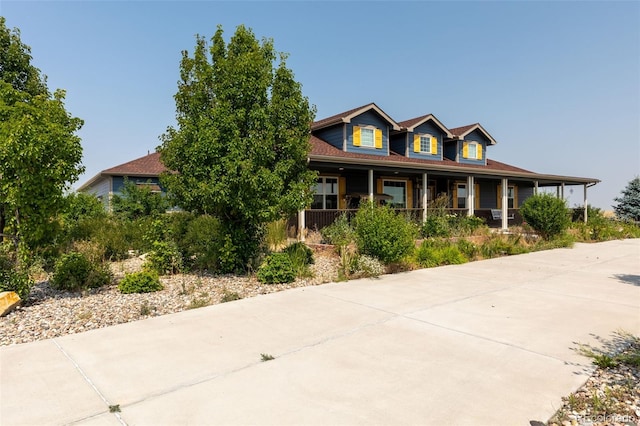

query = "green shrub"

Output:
[[321, 213, 354, 247], [265, 218, 288, 251], [422, 215, 451, 238], [456, 239, 479, 260], [520, 193, 571, 240], [118, 271, 163, 294], [51, 252, 112, 292], [415, 240, 467, 268], [354, 201, 417, 264], [479, 234, 531, 258], [0, 251, 33, 299], [72, 216, 145, 260], [181, 214, 223, 271], [283, 242, 314, 278], [256, 253, 296, 284], [144, 241, 183, 275]]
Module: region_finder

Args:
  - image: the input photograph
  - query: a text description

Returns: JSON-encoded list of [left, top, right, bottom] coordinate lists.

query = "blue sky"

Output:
[[2, 1, 639, 209]]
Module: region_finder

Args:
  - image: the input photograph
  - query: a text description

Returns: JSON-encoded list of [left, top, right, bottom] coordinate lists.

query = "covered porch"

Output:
[[295, 159, 599, 239]]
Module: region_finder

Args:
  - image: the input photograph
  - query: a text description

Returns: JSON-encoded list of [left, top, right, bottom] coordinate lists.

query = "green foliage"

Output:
[[421, 215, 451, 238], [50, 252, 112, 292], [415, 239, 467, 268], [111, 179, 169, 220], [118, 271, 163, 294], [321, 213, 354, 247], [613, 177, 640, 222], [256, 252, 296, 284], [0, 18, 84, 254], [456, 239, 479, 260], [177, 214, 223, 271], [220, 288, 242, 303], [353, 201, 417, 264], [0, 249, 32, 299], [72, 216, 145, 260], [63, 192, 105, 223], [158, 25, 317, 272], [144, 241, 183, 275], [282, 242, 314, 278], [520, 193, 571, 239], [479, 234, 531, 258], [421, 211, 486, 239]]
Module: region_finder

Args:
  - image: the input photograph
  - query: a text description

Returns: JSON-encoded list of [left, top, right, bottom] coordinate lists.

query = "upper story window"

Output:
[[361, 128, 375, 147], [353, 125, 383, 149], [413, 134, 437, 154], [462, 141, 483, 160]]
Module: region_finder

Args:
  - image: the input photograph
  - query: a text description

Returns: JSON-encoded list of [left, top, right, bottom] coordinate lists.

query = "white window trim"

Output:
[[419, 134, 432, 154], [360, 126, 376, 148], [382, 179, 407, 209], [313, 176, 338, 210]]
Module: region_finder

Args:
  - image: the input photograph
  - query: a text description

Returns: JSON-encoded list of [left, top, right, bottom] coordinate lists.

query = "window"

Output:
[[507, 186, 515, 209], [463, 141, 482, 160], [420, 135, 432, 153], [361, 128, 375, 147], [456, 183, 467, 209], [383, 180, 406, 208], [311, 177, 338, 209]]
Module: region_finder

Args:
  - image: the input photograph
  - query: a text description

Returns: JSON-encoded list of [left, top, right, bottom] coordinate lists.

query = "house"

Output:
[[77, 152, 168, 211], [302, 103, 599, 235], [77, 103, 599, 231]]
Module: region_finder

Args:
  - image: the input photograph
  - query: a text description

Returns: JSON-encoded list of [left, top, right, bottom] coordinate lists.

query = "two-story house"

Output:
[[301, 103, 598, 234]]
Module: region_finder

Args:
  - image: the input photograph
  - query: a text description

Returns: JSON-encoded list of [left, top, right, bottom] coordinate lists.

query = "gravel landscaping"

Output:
[[1, 246, 637, 426]]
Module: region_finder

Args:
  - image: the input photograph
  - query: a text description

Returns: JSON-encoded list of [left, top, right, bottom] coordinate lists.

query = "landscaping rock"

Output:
[[0, 291, 21, 317]]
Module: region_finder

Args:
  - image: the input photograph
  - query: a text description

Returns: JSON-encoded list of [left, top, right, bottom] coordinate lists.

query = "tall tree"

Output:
[[0, 17, 84, 253], [158, 25, 316, 272], [613, 177, 640, 222]]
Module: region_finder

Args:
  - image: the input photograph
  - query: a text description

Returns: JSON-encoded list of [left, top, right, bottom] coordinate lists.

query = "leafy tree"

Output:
[[111, 179, 169, 220], [520, 193, 571, 239], [613, 177, 640, 222], [0, 18, 84, 255], [158, 25, 316, 272], [63, 192, 106, 222]]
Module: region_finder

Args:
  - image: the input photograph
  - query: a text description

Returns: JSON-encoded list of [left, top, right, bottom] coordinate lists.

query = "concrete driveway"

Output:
[[1, 239, 639, 426]]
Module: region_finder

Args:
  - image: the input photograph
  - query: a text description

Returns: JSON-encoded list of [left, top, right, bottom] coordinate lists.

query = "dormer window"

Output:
[[361, 128, 375, 147], [413, 134, 437, 154], [353, 125, 383, 149], [462, 141, 483, 160]]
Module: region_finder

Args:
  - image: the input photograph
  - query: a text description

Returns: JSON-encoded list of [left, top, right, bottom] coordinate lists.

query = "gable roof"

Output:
[[309, 136, 598, 185], [397, 114, 454, 138], [449, 123, 497, 145], [311, 103, 401, 131], [77, 152, 168, 192]]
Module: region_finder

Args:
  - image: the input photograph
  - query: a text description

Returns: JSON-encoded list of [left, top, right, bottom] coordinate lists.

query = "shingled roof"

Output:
[[449, 123, 497, 145], [312, 103, 401, 131], [101, 152, 167, 176]]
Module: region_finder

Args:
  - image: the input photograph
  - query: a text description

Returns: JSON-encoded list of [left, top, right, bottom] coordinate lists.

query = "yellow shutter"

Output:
[[477, 144, 483, 160], [431, 136, 437, 154], [377, 179, 383, 196], [497, 185, 502, 209], [353, 126, 361, 146], [338, 177, 346, 209], [513, 186, 518, 208], [413, 134, 420, 152], [406, 180, 413, 209], [475, 183, 480, 209], [453, 185, 458, 209], [375, 128, 383, 148], [462, 142, 469, 159]]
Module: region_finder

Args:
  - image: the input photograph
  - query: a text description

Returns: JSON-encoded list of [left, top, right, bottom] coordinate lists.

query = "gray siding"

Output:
[[518, 185, 534, 207]]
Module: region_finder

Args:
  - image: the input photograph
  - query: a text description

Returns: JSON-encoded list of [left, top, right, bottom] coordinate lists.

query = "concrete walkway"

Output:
[[1, 240, 639, 426]]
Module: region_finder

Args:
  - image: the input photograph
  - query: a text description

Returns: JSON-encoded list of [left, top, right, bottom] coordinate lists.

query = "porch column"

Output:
[[561, 182, 565, 200], [501, 178, 508, 231], [467, 175, 474, 217], [368, 169, 374, 201], [298, 209, 306, 242], [583, 184, 588, 223], [422, 172, 428, 223], [534, 180, 539, 195]]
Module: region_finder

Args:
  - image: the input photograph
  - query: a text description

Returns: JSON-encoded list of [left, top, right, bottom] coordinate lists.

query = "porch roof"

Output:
[[309, 136, 599, 186]]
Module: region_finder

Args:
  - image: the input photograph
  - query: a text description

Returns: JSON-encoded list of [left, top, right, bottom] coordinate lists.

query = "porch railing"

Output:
[[288, 208, 523, 237]]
